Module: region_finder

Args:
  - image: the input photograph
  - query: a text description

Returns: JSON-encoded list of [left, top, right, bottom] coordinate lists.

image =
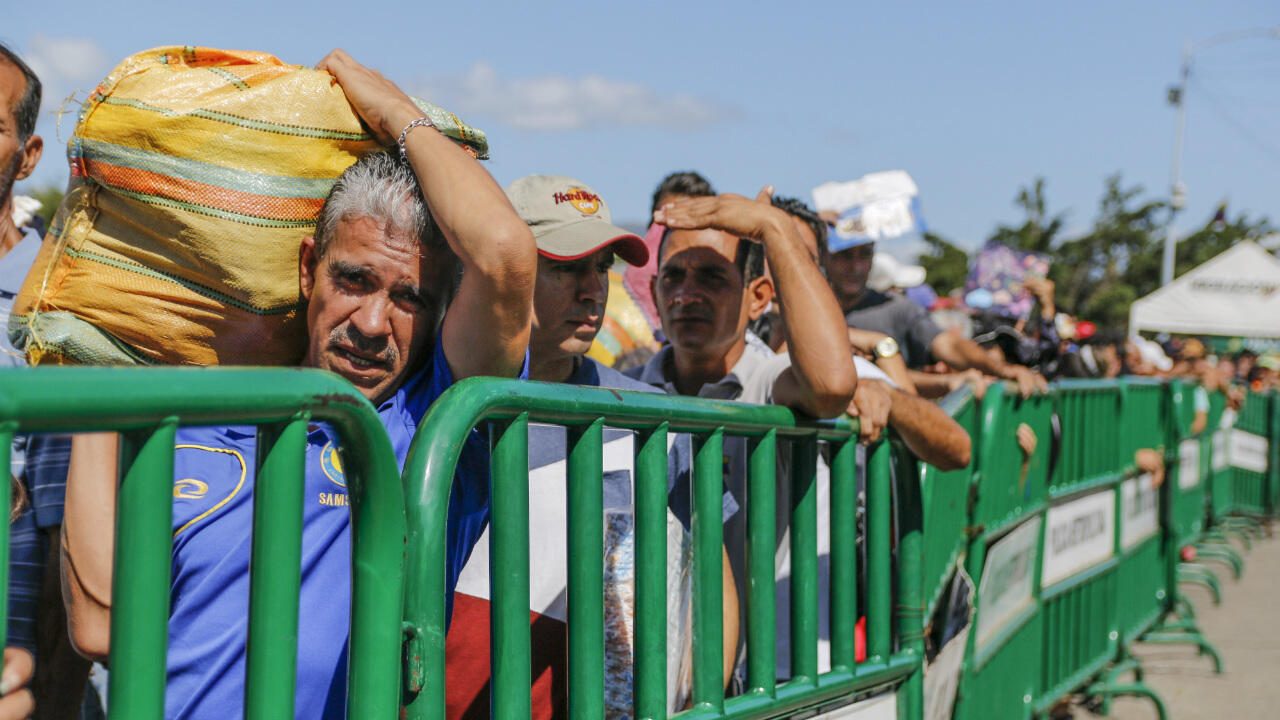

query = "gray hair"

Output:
[[313, 152, 459, 305], [314, 151, 442, 257]]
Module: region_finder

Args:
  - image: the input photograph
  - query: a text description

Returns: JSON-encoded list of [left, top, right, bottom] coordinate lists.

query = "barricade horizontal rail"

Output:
[[398, 377, 925, 720], [0, 367, 405, 720]]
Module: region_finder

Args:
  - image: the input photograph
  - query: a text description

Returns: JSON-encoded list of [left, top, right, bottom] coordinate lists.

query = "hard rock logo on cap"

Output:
[[554, 187, 602, 216]]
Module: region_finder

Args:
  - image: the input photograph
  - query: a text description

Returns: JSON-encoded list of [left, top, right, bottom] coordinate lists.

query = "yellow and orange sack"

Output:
[[11, 46, 487, 366]]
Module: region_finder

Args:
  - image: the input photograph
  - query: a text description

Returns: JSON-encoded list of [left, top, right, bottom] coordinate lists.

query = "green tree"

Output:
[[987, 177, 1067, 254], [917, 231, 969, 295]]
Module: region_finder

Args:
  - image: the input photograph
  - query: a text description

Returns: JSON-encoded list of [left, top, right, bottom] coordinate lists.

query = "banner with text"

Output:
[[1178, 439, 1201, 489], [1121, 474, 1159, 550], [1229, 429, 1269, 474], [1042, 491, 1116, 588], [975, 517, 1041, 650]]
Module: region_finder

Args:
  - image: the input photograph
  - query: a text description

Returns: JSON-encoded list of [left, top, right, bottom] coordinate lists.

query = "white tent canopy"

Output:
[[1129, 241, 1280, 338]]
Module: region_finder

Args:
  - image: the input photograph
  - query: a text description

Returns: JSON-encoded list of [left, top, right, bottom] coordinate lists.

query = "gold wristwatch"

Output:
[[873, 336, 900, 360]]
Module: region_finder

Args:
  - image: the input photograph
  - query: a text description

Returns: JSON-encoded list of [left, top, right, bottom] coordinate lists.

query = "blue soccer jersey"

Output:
[[164, 337, 511, 719]]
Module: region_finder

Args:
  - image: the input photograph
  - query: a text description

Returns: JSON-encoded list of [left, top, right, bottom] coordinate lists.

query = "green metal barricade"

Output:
[[1228, 390, 1276, 517], [1166, 380, 1208, 548], [1205, 391, 1234, 526], [1113, 379, 1167, 649], [952, 382, 1052, 720], [397, 378, 926, 720], [1034, 380, 1125, 715], [920, 388, 978, 621], [0, 367, 406, 719], [953, 379, 1176, 718]]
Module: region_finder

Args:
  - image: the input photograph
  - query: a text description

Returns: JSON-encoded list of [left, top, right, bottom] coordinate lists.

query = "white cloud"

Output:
[[22, 36, 112, 135], [420, 62, 734, 132]]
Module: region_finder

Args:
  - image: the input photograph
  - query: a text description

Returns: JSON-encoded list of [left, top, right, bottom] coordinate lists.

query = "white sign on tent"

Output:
[[1129, 241, 1280, 338]]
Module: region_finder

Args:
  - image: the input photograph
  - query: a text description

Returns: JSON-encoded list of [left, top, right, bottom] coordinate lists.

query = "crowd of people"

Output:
[[0, 44, 1259, 719]]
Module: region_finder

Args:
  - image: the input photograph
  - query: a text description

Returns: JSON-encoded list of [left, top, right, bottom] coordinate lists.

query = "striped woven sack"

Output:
[[11, 46, 488, 366]]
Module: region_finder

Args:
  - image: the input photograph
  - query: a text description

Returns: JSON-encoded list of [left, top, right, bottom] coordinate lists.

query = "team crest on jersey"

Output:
[[174, 478, 208, 500], [320, 442, 346, 488]]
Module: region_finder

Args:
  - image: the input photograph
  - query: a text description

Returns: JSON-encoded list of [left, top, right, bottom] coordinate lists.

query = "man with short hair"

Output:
[[0, 37, 53, 717], [650, 170, 715, 218], [446, 174, 739, 717], [632, 189, 857, 686], [826, 232, 1045, 397], [61, 51, 537, 719]]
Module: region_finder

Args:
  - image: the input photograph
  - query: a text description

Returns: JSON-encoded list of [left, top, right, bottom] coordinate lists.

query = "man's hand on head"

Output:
[[653, 189, 788, 244], [317, 49, 421, 146]]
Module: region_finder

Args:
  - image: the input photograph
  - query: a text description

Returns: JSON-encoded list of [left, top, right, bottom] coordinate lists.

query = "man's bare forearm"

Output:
[[317, 50, 536, 379], [888, 388, 971, 469], [62, 433, 119, 661], [908, 370, 961, 400], [931, 330, 1004, 376], [764, 216, 856, 416]]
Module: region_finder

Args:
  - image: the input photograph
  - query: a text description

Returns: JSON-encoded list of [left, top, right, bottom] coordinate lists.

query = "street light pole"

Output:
[[1161, 26, 1280, 287], [1162, 45, 1190, 288]]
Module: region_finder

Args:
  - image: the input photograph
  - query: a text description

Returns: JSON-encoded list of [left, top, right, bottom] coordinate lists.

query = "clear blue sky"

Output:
[[8, 1, 1279, 255]]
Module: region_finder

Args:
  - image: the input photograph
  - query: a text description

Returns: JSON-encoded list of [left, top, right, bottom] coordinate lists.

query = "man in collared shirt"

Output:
[[630, 188, 857, 687], [61, 51, 537, 719], [447, 174, 738, 717]]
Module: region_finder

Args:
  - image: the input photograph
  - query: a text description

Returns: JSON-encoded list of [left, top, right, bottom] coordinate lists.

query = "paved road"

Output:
[[1083, 525, 1280, 720]]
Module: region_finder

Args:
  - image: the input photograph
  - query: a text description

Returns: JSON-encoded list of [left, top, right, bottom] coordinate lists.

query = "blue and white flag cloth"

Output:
[[812, 170, 927, 252]]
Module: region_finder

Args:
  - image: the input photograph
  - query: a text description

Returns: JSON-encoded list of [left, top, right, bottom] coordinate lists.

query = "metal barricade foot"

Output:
[[1192, 543, 1244, 579], [1085, 679, 1168, 720], [1177, 563, 1223, 604]]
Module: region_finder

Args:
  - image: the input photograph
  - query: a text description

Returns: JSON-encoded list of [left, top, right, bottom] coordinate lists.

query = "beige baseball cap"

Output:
[[506, 175, 649, 266]]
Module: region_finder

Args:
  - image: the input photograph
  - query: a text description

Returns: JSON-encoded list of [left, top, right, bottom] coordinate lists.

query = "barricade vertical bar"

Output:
[[829, 438, 857, 671], [0, 425, 11, 686], [634, 424, 669, 720], [790, 438, 819, 682], [1269, 392, 1279, 517], [692, 429, 725, 711], [568, 419, 605, 719], [244, 417, 309, 720], [109, 420, 178, 720], [747, 431, 778, 695], [866, 441, 891, 662], [491, 414, 531, 719], [892, 444, 925, 720]]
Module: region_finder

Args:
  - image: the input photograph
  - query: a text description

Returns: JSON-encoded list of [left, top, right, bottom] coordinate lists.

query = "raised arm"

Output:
[[930, 330, 1046, 398], [60, 433, 118, 663], [318, 50, 537, 380], [657, 192, 856, 417]]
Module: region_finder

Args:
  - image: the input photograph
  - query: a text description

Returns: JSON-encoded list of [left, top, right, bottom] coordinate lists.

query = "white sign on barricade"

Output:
[[1212, 430, 1229, 472], [1042, 490, 1116, 588], [1121, 474, 1159, 550], [1178, 438, 1201, 489], [1229, 429, 1269, 474], [975, 517, 1040, 650]]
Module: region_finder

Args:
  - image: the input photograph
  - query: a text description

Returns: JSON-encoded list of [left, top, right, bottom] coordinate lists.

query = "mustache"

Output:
[[329, 324, 398, 365]]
